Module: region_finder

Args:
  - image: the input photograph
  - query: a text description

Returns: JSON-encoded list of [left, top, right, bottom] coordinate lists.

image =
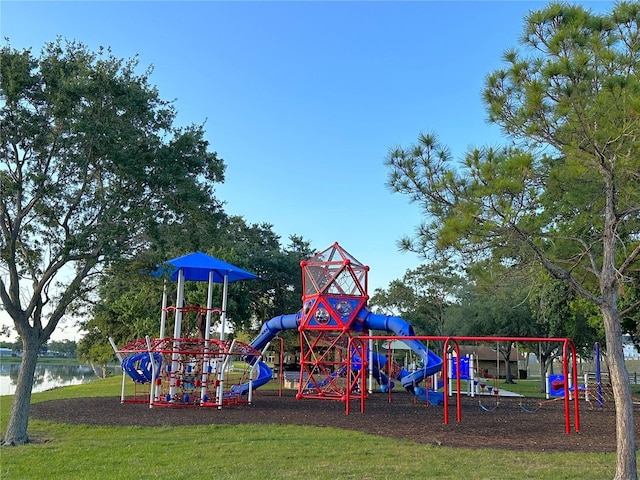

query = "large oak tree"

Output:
[[0, 39, 225, 445], [386, 3, 640, 479]]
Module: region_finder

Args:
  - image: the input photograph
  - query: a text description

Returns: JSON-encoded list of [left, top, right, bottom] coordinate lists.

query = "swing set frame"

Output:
[[346, 335, 580, 434]]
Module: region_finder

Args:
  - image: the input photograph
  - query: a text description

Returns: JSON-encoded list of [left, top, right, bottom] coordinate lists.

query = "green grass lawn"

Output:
[[0, 376, 632, 480]]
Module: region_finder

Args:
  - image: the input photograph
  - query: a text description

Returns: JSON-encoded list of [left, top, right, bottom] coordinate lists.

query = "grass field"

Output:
[[0, 375, 636, 480]]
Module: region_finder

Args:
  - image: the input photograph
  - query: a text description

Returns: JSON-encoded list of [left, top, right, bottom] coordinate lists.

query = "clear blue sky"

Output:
[[1, 1, 612, 339]]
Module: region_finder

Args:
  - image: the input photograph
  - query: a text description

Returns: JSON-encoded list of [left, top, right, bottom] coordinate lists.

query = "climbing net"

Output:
[[118, 336, 263, 407]]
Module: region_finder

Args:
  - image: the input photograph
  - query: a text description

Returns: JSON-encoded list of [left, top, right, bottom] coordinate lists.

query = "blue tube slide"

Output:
[[359, 309, 443, 393], [234, 309, 443, 400], [230, 361, 274, 395], [367, 352, 444, 404], [122, 352, 163, 384], [251, 313, 301, 351], [231, 313, 301, 395]]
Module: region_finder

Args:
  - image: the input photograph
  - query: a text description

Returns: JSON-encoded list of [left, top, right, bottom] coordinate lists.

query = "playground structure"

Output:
[[111, 252, 269, 408], [344, 334, 581, 433], [112, 244, 446, 408], [114, 326, 269, 408], [111, 244, 584, 434], [246, 243, 445, 405]]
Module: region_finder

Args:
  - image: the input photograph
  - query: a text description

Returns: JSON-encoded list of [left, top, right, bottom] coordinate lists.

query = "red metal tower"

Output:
[[295, 242, 369, 401]]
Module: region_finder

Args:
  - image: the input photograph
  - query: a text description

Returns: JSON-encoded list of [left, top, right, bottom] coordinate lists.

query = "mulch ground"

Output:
[[30, 390, 637, 453]]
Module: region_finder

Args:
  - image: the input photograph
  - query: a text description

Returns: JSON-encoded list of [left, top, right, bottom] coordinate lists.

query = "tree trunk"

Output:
[[601, 303, 637, 480], [539, 350, 553, 393], [539, 353, 546, 392], [504, 357, 514, 383], [501, 344, 515, 384], [2, 337, 38, 446], [89, 362, 108, 378]]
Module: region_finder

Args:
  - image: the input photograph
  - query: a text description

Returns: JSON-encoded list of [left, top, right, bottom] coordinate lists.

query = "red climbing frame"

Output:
[[295, 243, 369, 401]]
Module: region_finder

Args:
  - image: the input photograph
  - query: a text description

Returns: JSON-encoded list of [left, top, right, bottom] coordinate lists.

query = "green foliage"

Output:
[[530, 276, 600, 350], [385, 3, 640, 342], [1, 37, 226, 340], [387, 3, 640, 302], [447, 261, 535, 339], [211, 221, 314, 333], [46, 340, 77, 357], [370, 261, 464, 336]]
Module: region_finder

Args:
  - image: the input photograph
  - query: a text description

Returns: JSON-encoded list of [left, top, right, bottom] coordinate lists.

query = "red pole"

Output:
[[442, 338, 462, 424], [345, 338, 351, 415], [562, 339, 571, 434], [443, 338, 450, 425], [570, 340, 580, 432], [360, 338, 366, 414], [563, 339, 580, 433]]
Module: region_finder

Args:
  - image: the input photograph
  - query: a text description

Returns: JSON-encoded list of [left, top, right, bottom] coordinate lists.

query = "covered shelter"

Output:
[[153, 251, 259, 341]]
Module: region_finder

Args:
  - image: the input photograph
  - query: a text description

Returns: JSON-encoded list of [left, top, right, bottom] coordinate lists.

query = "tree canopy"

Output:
[[370, 260, 463, 337], [386, 3, 640, 478]]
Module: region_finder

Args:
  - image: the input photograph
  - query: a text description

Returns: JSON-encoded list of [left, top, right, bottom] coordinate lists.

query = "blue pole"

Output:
[[595, 342, 603, 408]]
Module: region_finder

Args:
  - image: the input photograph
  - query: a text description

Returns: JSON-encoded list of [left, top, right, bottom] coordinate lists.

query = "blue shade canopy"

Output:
[[154, 252, 259, 283]]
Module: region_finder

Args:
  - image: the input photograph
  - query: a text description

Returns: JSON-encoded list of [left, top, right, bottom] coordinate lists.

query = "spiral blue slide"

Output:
[[359, 310, 444, 404], [233, 309, 443, 402], [122, 352, 163, 383]]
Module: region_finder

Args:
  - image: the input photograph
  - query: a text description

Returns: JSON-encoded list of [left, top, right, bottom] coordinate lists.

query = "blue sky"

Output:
[[1, 1, 612, 339]]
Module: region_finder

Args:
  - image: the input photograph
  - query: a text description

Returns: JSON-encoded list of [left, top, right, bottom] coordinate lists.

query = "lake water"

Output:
[[0, 362, 122, 396]]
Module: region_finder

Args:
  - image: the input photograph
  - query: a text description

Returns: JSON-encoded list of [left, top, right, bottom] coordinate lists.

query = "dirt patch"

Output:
[[30, 390, 636, 453]]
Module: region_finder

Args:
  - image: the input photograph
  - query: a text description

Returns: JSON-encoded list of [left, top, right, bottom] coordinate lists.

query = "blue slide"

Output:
[[230, 361, 273, 395], [122, 352, 163, 383], [235, 309, 443, 403], [359, 309, 444, 404], [231, 313, 300, 395]]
